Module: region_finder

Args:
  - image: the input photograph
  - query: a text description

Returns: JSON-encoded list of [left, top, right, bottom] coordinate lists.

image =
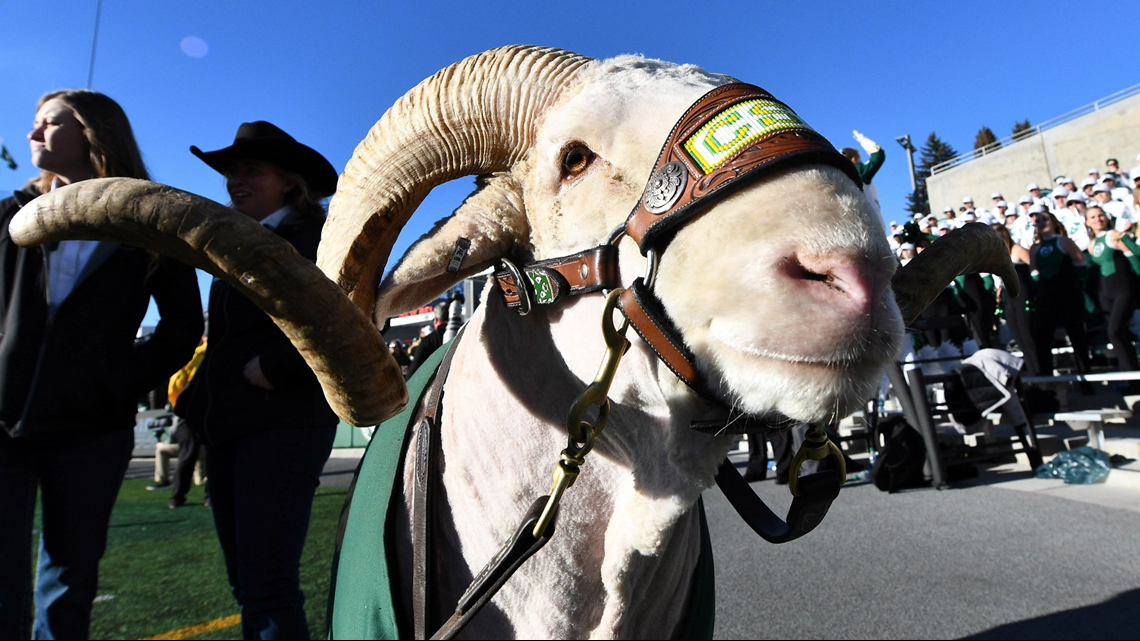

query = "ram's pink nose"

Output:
[[782, 254, 889, 319]]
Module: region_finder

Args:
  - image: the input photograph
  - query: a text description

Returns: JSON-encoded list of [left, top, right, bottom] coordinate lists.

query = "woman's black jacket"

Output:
[[0, 189, 204, 437], [176, 211, 338, 444]]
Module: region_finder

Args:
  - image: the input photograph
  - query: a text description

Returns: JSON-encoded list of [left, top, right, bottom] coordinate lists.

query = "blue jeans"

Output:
[[0, 429, 134, 640], [206, 427, 335, 640]]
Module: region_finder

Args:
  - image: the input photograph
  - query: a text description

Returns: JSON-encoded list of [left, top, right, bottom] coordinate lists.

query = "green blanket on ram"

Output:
[[325, 339, 716, 639]]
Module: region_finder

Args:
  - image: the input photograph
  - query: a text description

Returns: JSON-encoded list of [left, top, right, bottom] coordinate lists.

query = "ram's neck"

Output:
[[392, 288, 732, 638], [544, 289, 736, 488]]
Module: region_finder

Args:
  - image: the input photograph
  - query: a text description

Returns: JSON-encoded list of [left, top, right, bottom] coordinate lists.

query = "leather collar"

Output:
[[492, 245, 619, 314]]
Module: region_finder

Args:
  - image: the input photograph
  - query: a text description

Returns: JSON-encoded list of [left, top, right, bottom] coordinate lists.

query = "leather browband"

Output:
[[625, 83, 861, 253]]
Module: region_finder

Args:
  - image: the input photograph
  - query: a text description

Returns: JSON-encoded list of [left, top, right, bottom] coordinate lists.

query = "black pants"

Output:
[[1099, 273, 1139, 372], [1004, 264, 1039, 374], [207, 426, 335, 640], [1032, 284, 1091, 376], [0, 429, 134, 639], [744, 429, 795, 481], [961, 275, 996, 348]]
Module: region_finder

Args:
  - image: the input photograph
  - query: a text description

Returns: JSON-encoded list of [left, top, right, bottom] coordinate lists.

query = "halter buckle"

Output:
[[499, 257, 532, 316]]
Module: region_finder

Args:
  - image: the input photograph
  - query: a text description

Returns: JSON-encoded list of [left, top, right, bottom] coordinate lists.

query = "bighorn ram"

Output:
[[13, 45, 1013, 638]]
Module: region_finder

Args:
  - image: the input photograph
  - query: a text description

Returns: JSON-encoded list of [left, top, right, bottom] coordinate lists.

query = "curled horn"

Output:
[[890, 223, 1019, 326], [10, 179, 404, 426], [319, 45, 593, 319]]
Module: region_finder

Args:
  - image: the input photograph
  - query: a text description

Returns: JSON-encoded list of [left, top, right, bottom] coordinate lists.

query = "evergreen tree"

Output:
[[974, 126, 1000, 152], [904, 181, 929, 218], [1011, 118, 1034, 141], [904, 132, 959, 217]]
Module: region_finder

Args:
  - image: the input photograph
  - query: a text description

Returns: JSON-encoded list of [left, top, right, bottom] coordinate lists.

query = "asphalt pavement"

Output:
[[710, 451, 1140, 640]]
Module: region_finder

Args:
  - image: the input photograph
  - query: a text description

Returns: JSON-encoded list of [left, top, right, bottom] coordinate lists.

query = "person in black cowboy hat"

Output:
[[190, 120, 338, 221], [176, 121, 339, 640]]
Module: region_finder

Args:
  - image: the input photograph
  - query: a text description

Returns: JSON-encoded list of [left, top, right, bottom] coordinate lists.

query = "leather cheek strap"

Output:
[[617, 278, 704, 392]]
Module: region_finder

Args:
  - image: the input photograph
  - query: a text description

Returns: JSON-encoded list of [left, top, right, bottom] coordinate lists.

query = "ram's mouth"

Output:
[[705, 345, 879, 426], [713, 338, 862, 368], [706, 320, 892, 370]]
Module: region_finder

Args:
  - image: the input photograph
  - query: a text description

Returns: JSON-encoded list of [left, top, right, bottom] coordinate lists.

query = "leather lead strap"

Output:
[[411, 327, 557, 640], [431, 497, 554, 640], [412, 328, 466, 640], [713, 459, 841, 543]]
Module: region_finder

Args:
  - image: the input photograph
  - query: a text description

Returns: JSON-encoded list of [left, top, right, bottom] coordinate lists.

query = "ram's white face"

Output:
[[520, 57, 903, 423]]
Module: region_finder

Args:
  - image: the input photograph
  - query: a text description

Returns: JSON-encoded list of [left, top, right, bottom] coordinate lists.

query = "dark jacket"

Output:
[[0, 189, 204, 437], [408, 326, 444, 377], [176, 211, 337, 444]]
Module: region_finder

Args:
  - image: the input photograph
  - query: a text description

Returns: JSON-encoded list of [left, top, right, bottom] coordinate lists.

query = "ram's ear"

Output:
[[374, 173, 527, 322]]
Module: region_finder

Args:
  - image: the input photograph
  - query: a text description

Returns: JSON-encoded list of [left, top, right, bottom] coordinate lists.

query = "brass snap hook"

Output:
[[534, 287, 630, 539], [787, 420, 845, 497]]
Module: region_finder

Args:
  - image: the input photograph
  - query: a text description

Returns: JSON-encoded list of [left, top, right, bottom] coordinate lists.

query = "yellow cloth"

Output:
[[168, 341, 207, 406]]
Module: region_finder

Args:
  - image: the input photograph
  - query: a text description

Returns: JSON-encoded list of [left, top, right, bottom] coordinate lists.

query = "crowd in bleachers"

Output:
[[886, 156, 1140, 381]]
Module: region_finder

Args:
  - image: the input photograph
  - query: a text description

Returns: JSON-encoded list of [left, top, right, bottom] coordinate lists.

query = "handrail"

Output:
[[930, 82, 1140, 175]]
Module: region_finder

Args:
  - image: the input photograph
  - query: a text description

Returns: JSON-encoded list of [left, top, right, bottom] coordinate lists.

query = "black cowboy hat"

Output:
[[190, 121, 338, 197]]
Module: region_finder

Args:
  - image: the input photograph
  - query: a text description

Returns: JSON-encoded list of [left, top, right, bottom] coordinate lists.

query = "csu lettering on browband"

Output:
[[683, 99, 811, 174]]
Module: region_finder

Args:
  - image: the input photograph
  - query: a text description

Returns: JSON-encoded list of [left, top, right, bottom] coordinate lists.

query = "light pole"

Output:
[[87, 0, 104, 88], [896, 134, 917, 192]]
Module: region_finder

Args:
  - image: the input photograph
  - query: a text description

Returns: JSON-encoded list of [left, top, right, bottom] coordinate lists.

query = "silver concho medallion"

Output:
[[643, 161, 687, 214]]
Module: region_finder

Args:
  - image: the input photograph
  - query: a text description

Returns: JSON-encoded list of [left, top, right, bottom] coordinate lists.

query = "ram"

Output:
[[13, 45, 1012, 639]]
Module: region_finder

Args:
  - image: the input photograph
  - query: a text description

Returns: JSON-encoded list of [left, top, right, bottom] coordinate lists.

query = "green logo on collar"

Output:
[[527, 271, 555, 304], [683, 98, 811, 174]]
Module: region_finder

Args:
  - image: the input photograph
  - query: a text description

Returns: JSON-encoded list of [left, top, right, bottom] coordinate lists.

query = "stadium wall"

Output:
[[927, 91, 1140, 213]]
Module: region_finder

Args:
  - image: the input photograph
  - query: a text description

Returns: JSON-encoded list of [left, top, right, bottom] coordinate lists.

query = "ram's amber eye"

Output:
[[560, 143, 594, 178]]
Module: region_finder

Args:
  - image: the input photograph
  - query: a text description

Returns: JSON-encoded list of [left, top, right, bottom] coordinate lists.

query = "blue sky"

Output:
[[1, 0, 1137, 324]]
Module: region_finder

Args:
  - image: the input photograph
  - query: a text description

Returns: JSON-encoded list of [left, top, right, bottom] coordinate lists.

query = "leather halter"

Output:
[[494, 82, 861, 404]]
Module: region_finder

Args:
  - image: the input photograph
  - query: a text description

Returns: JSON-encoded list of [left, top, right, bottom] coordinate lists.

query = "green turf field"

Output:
[[66, 478, 346, 640]]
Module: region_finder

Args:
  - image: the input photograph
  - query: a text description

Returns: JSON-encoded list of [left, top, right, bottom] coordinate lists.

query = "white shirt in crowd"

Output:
[[1055, 207, 1090, 251], [1010, 213, 1037, 249], [1102, 199, 1137, 233]]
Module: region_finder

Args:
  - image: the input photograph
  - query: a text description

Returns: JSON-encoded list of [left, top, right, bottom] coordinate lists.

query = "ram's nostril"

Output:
[[781, 253, 891, 321], [782, 257, 836, 286]]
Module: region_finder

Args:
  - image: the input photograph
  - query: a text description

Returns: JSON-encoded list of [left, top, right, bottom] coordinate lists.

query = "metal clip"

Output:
[[788, 420, 845, 497], [532, 458, 580, 538], [564, 288, 630, 441], [532, 288, 630, 539]]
